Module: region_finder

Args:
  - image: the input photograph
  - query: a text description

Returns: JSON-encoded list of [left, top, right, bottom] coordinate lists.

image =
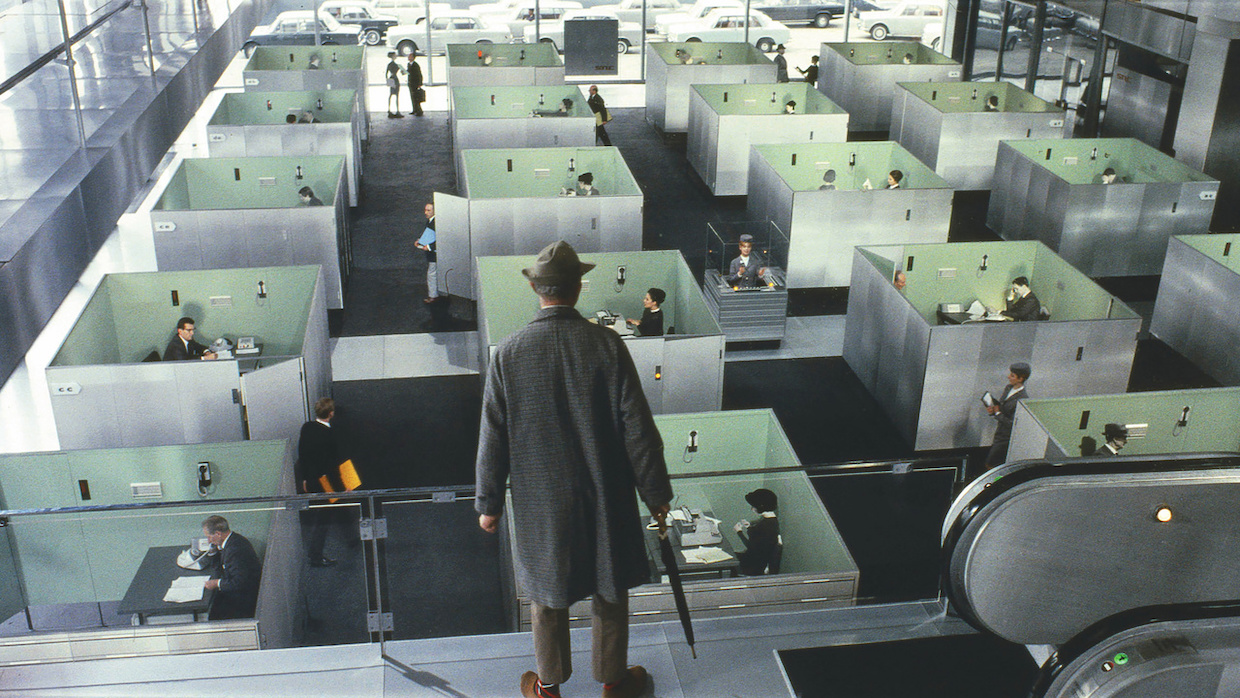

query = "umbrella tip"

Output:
[[691, 646, 697, 659]]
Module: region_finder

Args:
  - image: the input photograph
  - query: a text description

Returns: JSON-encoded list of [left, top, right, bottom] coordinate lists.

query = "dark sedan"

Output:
[[757, 0, 883, 28], [243, 11, 363, 57]]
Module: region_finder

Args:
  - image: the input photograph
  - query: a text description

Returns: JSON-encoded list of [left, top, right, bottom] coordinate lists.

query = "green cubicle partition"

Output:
[[844, 241, 1141, 451], [691, 82, 845, 116], [451, 84, 590, 119], [897, 80, 1060, 114], [649, 41, 769, 66], [448, 42, 563, 68], [0, 440, 291, 619], [476, 250, 724, 414], [244, 45, 366, 72], [752, 141, 948, 191], [1151, 235, 1240, 386], [828, 41, 956, 67], [996, 138, 1215, 185], [242, 47, 369, 142], [459, 147, 641, 199], [154, 156, 345, 211], [817, 42, 961, 131], [208, 90, 358, 125], [1008, 388, 1240, 461], [507, 409, 859, 631], [46, 266, 331, 450]]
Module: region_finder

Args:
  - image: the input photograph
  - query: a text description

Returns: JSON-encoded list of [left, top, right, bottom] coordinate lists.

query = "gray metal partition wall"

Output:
[[987, 139, 1219, 277], [889, 83, 1066, 191], [446, 44, 567, 92], [0, 0, 273, 387], [149, 157, 351, 309], [241, 47, 369, 142], [206, 91, 364, 207], [1150, 235, 1240, 387], [644, 43, 777, 134], [687, 84, 850, 197], [843, 247, 1142, 451], [817, 42, 962, 132]]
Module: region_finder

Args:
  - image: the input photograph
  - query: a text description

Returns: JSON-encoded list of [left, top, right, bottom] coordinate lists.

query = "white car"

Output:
[[654, 0, 742, 35], [488, 0, 585, 36], [318, 0, 399, 46], [243, 11, 363, 57], [386, 10, 513, 55], [370, 0, 451, 26], [664, 9, 790, 52], [591, 0, 684, 31], [853, 0, 945, 41], [523, 8, 645, 53]]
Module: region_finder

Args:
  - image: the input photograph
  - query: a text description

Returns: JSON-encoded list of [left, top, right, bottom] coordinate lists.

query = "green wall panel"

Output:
[[154, 156, 345, 210], [210, 90, 357, 124]]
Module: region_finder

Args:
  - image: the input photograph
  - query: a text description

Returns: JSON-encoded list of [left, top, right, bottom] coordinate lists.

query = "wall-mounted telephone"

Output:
[[197, 461, 213, 497]]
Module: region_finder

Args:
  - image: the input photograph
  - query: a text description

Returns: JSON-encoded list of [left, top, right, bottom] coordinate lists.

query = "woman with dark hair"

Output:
[[735, 488, 780, 575], [626, 288, 665, 336]]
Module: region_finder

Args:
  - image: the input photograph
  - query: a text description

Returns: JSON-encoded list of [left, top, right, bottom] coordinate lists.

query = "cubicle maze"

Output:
[[843, 241, 1141, 451], [817, 41, 961, 132], [206, 90, 363, 207], [45, 266, 331, 450], [889, 81, 1065, 191], [1151, 235, 1240, 386], [645, 42, 777, 134], [0, 440, 293, 633], [150, 155, 350, 309], [503, 409, 859, 630], [987, 138, 1219, 277], [242, 46, 368, 141], [476, 249, 724, 414], [436, 146, 643, 300], [688, 83, 849, 196], [747, 141, 952, 288], [450, 85, 594, 183], [446, 43, 565, 95], [1006, 388, 1240, 463]]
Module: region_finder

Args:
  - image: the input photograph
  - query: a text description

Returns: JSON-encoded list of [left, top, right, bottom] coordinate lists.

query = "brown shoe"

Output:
[[521, 671, 560, 698], [423, 296, 437, 304], [602, 666, 648, 698]]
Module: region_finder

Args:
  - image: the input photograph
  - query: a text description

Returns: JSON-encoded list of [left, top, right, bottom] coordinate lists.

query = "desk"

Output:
[[643, 511, 739, 581], [118, 546, 216, 625], [936, 311, 1012, 325]]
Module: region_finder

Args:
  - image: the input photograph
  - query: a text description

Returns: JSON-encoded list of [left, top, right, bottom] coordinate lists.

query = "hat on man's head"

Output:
[[522, 241, 596, 284], [388, 51, 397, 58], [739, 234, 754, 243], [1104, 423, 1128, 440], [745, 488, 778, 513], [578, 172, 593, 185], [1010, 362, 1031, 379]]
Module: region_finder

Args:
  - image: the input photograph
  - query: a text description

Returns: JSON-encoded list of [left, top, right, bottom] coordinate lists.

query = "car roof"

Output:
[[563, 7, 620, 18]]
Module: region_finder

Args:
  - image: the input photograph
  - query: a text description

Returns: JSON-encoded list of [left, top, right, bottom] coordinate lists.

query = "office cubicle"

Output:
[[1007, 388, 1240, 462], [0, 440, 300, 650], [1150, 234, 1240, 385], [502, 409, 859, 630], [988, 138, 1219, 277], [747, 141, 952, 288], [687, 83, 849, 196], [206, 90, 363, 207], [450, 85, 594, 183], [476, 249, 724, 414], [842, 241, 1141, 451], [817, 42, 961, 132], [242, 46, 368, 141], [702, 221, 790, 342], [446, 43, 565, 94], [645, 42, 777, 134], [435, 147, 643, 300], [45, 266, 331, 450], [149, 156, 350, 309], [889, 81, 1065, 190]]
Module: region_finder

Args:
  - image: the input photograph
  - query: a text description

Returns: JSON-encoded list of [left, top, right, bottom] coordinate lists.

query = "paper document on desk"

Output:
[[163, 576, 210, 603], [682, 547, 734, 564]]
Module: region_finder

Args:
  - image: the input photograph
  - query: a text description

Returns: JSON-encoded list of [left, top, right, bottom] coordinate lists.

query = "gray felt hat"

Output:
[[522, 241, 595, 284]]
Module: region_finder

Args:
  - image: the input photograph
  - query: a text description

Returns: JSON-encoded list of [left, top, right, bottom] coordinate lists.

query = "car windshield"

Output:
[[319, 12, 347, 29]]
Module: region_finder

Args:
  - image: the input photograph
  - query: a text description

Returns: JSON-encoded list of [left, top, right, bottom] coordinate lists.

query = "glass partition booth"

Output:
[[242, 46, 369, 142], [645, 42, 777, 134], [44, 266, 332, 450], [1150, 234, 1240, 386], [703, 221, 789, 342], [817, 42, 961, 132], [843, 241, 1141, 451]]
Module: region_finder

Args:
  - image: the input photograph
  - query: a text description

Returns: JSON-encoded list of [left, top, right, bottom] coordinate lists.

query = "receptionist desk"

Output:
[[44, 266, 331, 450], [504, 409, 859, 631], [476, 249, 725, 414], [843, 241, 1142, 451]]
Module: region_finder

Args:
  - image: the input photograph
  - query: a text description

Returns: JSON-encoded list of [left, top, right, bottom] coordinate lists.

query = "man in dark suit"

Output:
[[202, 515, 261, 620], [297, 397, 341, 568], [1096, 423, 1128, 456], [163, 317, 217, 361], [406, 53, 423, 117], [1001, 276, 1042, 321], [984, 362, 1031, 467]]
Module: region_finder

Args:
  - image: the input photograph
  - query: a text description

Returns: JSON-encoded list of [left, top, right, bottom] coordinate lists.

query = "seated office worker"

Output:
[[1101, 167, 1119, 185], [626, 287, 665, 336], [734, 488, 780, 576], [201, 515, 262, 620], [819, 169, 837, 190], [1096, 423, 1128, 456], [727, 233, 768, 288], [164, 316, 217, 361], [1000, 276, 1041, 321], [299, 186, 324, 206], [984, 362, 1031, 467], [886, 170, 903, 189]]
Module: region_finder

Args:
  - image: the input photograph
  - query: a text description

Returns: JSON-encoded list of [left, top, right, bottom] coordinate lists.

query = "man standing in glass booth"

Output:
[[475, 241, 673, 698], [727, 233, 769, 288]]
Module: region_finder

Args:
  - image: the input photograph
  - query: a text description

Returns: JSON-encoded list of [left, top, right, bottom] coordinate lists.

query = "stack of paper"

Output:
[[163, 576, 210, 603], [682, 547, 733, 565]]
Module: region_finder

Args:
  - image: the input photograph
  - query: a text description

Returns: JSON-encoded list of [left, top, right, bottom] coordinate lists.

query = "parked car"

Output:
[[371, 0, 450, 26], [489, 0, 585, 36], [318, 0, 399, 45], [664, 9, 791, 52], [921, 10, 1028, 51], [243, 11, 362, 57], [852, 0, 944, 41], [523, 8, 645, 53], [654, 0, 742, 36], [386, 10, 513, 55], [591, 0, 684, 31], [754, 0, 884, 28]]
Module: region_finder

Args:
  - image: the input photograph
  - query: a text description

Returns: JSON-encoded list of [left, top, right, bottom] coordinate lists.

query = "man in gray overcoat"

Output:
[[476, 240, 673, 698]]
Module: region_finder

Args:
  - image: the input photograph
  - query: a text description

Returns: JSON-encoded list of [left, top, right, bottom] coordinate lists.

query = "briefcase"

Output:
[[319, 459, 362, 503], [416, 87, 426, 103]]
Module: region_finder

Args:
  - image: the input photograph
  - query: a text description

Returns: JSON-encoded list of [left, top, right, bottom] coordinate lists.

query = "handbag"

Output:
[[386, 76, 399, 89], [416, 87, 426, 103], [318, 459, 362, 503]]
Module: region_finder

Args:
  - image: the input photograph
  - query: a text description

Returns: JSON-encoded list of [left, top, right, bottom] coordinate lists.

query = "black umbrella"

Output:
[[657, 522, 697, 658]]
